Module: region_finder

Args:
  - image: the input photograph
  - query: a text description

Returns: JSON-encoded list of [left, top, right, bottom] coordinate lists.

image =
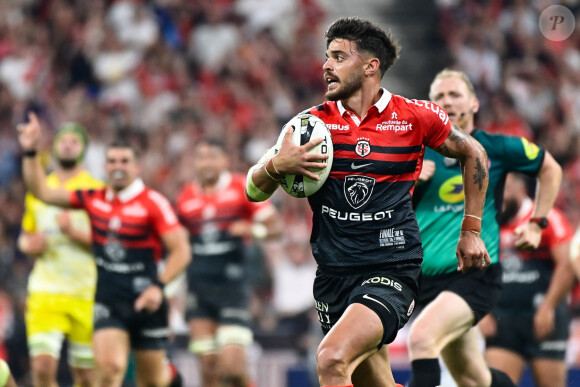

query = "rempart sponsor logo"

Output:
[[327, 123, 349, 131], [376, 120, 413, 132]]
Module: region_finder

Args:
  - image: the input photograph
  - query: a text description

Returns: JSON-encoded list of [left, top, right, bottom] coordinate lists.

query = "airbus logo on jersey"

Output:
[[344, 175, 375, 209], [327, 123, 350, 131], [355, 137, 371, 157]]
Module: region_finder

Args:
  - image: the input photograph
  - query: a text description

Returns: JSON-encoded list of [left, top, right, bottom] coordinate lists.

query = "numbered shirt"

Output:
[[304, 89, 451, 268], [415, 131, 545, 276], [69, 178, 180, 302]]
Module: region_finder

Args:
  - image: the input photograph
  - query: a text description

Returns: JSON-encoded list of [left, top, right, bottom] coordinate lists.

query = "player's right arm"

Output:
[[434, 125, 490, 272], [245, 127, 327, 202], [17, 112, 71, 207]]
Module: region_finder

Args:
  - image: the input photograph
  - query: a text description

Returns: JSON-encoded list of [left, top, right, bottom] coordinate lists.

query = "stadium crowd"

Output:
[[0, 0, 579, 385]]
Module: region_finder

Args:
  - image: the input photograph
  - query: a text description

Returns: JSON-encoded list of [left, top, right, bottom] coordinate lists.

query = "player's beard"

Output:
[[325, 73, 362, 101], [58, 158, 78, 170], [499, 198, 519, 226]]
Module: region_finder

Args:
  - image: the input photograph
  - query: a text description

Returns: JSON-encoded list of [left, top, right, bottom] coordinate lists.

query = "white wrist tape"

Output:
[[246, 165, 273, 202]]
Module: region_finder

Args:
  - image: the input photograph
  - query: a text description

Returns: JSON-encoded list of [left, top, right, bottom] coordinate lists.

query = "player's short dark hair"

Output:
[[325, 17, 400, 79], [107, 138, 140, 159], [196, 137, 226, 152]]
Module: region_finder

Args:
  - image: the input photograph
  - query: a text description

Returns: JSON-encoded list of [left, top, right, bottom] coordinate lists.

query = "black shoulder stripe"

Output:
[[316, 104, 324, 111]]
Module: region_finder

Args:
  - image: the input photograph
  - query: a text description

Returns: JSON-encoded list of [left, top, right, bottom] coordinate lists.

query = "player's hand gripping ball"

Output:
[[275, 114, 333, 197]]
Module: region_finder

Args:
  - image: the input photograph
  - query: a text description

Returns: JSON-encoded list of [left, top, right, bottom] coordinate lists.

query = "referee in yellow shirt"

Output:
[[18, 123, 104, 387]]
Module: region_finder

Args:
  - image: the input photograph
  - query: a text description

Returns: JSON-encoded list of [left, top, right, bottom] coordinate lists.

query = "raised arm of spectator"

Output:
[[434, 125, 490, 272], [515, 152, 562, 250], [17, 112, 72, 207]]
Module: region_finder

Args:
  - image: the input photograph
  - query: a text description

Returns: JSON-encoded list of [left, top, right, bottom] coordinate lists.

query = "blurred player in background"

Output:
[[17, 112, 190, 387], [479, 172, 575, 387], [479, 173, 574, 387], [18, 122, 103, 387], [177, 138, 282, 387], [246, 17, 490, 387], [409, 69, 562, 387]]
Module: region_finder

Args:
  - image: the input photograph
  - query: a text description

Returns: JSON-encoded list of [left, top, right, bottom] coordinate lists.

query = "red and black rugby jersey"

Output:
[[70, 178, 181, 300], [304, 89, 452, 268], [498, 198, 574, 309], [176, 173, 273, 276]]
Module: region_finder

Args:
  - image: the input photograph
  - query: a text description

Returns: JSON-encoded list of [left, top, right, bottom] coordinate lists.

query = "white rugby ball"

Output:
[[275, 113, 333, 198]]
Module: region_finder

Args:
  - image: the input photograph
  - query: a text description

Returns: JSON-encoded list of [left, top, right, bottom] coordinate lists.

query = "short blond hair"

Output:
[[429, 69, 476, 101]]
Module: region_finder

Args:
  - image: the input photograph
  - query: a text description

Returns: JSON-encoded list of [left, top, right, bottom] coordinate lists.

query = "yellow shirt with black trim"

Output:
[[22, 171, 105, 300]]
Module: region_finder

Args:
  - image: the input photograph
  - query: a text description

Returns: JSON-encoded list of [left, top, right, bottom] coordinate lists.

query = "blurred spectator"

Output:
[[482, 91, 534, 140]]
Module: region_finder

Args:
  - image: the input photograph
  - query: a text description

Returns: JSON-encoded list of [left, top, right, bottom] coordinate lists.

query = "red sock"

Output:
[[395, 384, 404, 387]]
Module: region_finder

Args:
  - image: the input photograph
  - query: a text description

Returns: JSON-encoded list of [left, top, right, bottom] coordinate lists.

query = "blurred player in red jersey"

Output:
[[177, 138, 282, 387], [479, 172, 575, 387], [17, 112, 190, 387]]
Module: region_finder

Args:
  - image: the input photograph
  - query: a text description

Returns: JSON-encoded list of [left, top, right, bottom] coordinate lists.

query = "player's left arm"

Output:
[[534, 239, 575, 340], [515, 152, 562, 250], [434, 125, 490, 272], [134, 226, 190, 313], [158, 226, 191, 286]]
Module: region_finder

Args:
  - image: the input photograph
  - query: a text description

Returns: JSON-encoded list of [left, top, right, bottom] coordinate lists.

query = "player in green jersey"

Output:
[[407, 69, 562, 387]]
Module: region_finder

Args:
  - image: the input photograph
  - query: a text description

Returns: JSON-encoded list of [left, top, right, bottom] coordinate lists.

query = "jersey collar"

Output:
[[106, 178, 145, 203], [337, 88, 392, 116]]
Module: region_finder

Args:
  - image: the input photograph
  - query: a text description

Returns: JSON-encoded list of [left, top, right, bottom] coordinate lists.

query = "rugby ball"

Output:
[[274, 114, 333, 198]]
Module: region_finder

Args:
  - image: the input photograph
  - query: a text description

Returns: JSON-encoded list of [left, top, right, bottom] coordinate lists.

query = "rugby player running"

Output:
[[245, 17, 490, 387], [18, 113, 190, 387]]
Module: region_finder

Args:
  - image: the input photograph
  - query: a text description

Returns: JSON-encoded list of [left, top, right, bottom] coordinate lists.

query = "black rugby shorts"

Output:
[[313, 262, 421, 348], [486, 304, 570, 361], [93, 298, 170, 350], [419, 263, 502, 324]]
